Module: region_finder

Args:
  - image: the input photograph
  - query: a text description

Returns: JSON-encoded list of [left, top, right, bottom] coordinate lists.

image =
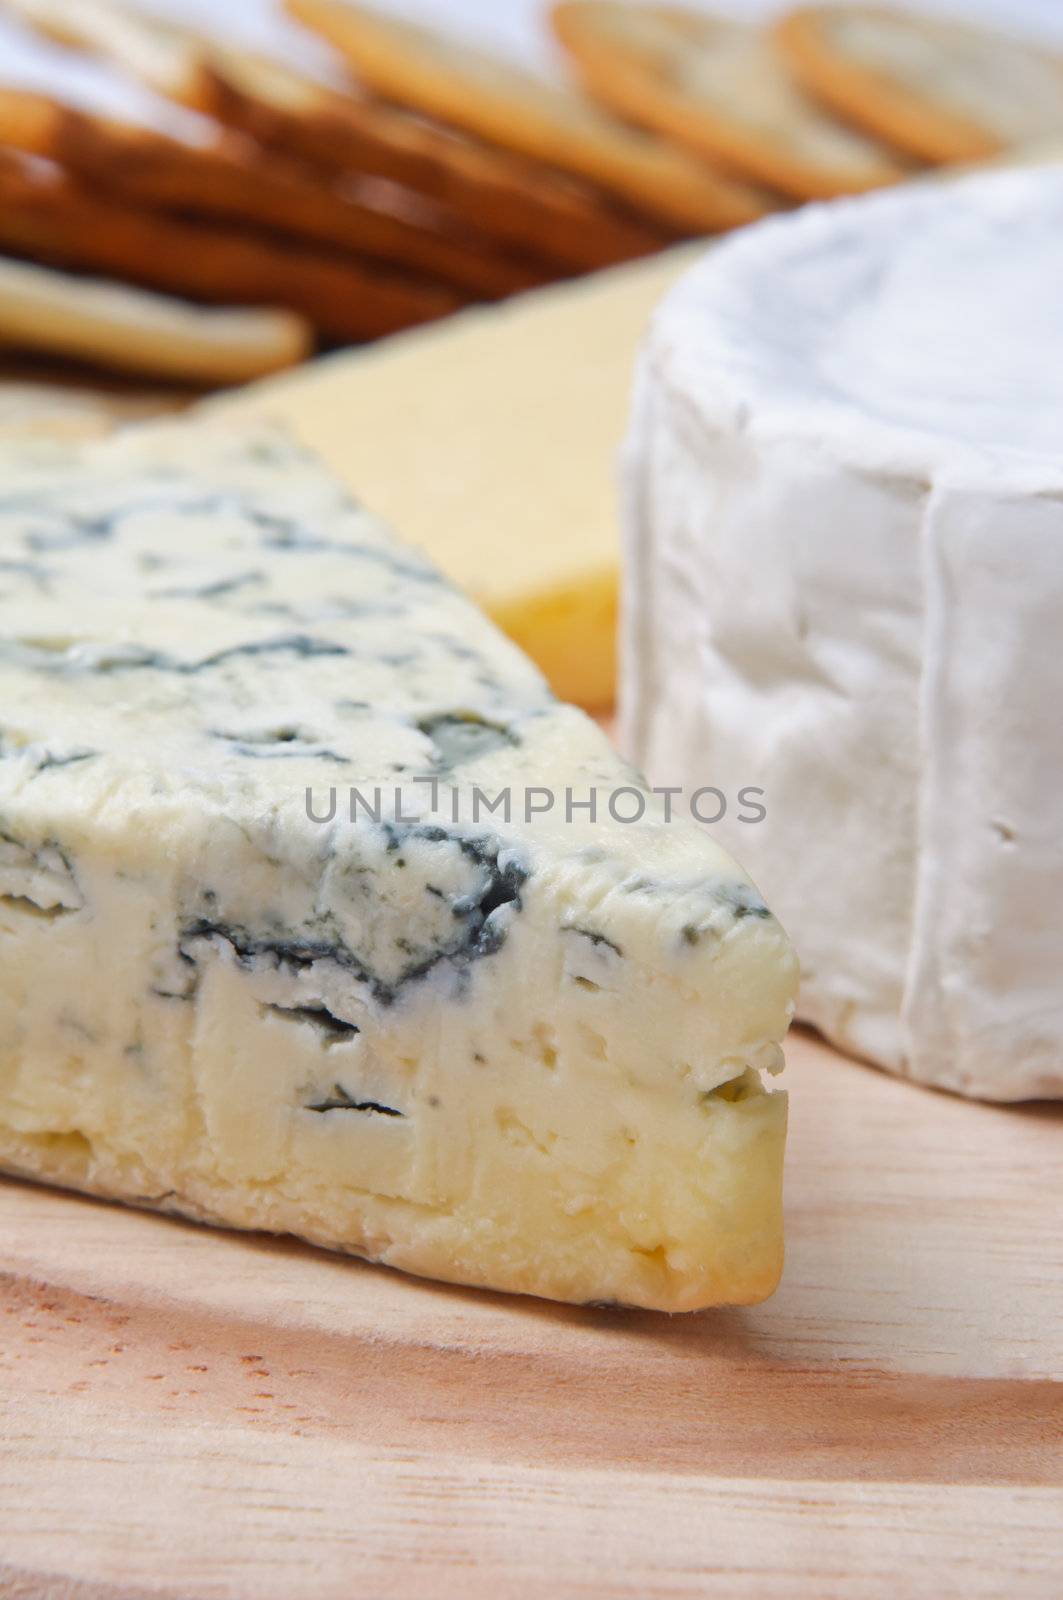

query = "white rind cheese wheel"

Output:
[[621, 168, 1063, 1103]]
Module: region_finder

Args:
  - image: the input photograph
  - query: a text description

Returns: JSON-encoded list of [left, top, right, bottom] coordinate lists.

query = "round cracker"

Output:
[[552, 2, 904, 201], [0, 252, 310, 383], [776, 6, 1063, 166], [0, 149, 462, 343], [285, 0, 774, 233], [0, 86, 544, 303], [195, 51, 672, 272], [8, 0, 671, 274]]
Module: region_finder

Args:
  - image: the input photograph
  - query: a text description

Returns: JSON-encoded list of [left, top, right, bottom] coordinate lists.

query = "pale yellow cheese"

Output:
[[210, 246, 700, 711]]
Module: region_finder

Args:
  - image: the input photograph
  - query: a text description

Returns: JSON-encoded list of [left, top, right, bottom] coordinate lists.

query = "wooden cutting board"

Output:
[[2, 1029, 1060, 1599]]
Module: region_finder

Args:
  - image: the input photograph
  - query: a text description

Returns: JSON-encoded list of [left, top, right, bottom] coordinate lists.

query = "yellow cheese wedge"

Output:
[[210, 245, 699, 710]]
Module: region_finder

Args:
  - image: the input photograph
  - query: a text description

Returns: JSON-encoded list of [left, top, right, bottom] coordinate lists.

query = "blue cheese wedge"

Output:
[[0, 421, 796, 1310]]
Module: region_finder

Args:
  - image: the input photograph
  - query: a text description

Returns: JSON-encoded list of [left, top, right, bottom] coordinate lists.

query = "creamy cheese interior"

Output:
[[0, 420, 797, 1309]]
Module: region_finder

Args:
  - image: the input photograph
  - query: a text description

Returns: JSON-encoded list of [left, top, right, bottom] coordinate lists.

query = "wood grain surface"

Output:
[[2, 1028, 1061, 1599]]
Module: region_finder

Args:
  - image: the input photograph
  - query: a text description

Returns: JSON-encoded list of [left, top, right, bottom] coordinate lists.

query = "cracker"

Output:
[[6, 0, 671, 271], [0, 251, 310, 383], [0, 149, 461, 342], [0, 87, 546, 301], [775, 6, 1063, 166], [194, 48, 673, 272], [284, 0, 774, 232], [552, 2, 904, 200], [0, 7, 550, 301]]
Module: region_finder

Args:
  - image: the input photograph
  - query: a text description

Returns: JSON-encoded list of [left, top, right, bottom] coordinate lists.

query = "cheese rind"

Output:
[[622, 168, 1063, 1102], [0, 420, 795, 1310]]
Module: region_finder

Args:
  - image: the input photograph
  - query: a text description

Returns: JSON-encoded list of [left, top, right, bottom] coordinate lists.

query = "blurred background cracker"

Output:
[[0, 9, 551, 302], [551, 2, 908, 198], [0, 86, 551, 300], [285, 0, 779, 230], [0, 254, 310, 384], [4, 0, 680, 272], [776, 4, 1063, 164], [0, 147, 462, 340], [183, 49, 673, 272]]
